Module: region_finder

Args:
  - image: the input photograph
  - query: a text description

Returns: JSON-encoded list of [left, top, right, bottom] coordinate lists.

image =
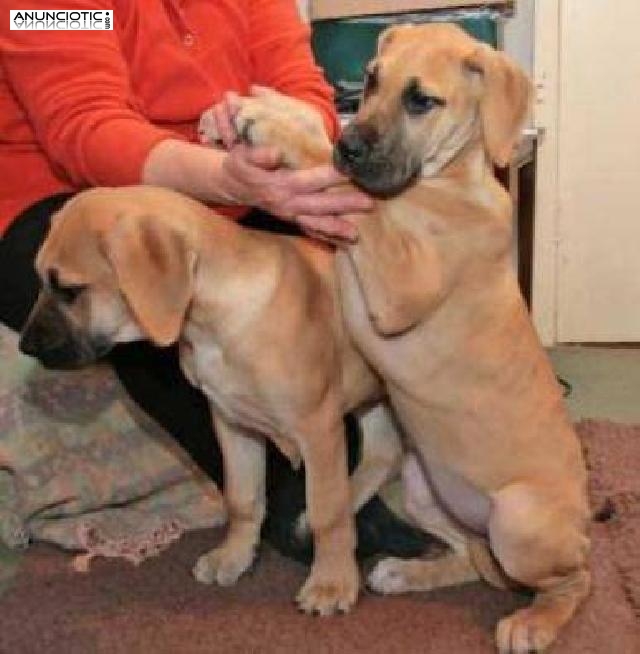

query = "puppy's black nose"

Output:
[[337, 131, 365, 164], [337, 123, 377, 165]]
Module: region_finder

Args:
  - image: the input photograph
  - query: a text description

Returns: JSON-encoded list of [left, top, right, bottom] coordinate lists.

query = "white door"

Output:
[[533, 0, 640, 343]]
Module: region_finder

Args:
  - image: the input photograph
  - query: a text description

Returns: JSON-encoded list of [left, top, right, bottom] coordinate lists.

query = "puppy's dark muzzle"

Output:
[[334, 122, 417, 197], [19, 293, 109, 370], [334, 124, 376, 173]]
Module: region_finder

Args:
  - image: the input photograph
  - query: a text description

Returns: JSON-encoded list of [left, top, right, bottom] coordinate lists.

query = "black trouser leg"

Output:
[[0, 193, 72, 332], [109, 342, 223, 482]]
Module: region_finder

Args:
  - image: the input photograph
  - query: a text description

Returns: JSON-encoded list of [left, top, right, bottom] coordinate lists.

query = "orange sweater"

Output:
[[0, 0, 337, 234]]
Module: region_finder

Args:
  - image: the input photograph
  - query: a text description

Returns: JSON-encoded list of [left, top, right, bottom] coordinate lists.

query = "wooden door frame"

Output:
[[531, 0, 561, 346]]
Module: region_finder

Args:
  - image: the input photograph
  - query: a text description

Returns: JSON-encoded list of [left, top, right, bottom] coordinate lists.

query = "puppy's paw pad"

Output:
[[496, 609, 557, 654], [192, 546, 253, 587], [296, 564, 359, 616], [367, 558, 410, 595]]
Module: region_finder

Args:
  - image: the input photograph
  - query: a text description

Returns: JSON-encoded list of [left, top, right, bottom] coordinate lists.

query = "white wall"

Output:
[[297, 0, 310, 21], [503, 0, 535, 73]]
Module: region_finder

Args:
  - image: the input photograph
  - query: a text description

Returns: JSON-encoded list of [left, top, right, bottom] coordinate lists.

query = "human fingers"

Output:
[[224, 90, 242, 116], [213, 98, 238, 149], [283, 165, 348, 193], [283, 188, 373, 217], [243, 144, 284, 170], [296, 214, 358, 242]]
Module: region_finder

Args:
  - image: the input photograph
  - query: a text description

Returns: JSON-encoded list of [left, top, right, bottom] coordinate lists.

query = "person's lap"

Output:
[[0, 193, 72, 333]]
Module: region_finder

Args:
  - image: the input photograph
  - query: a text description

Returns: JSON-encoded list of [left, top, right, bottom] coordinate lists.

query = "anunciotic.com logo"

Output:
[[10, 9, 113, 30]]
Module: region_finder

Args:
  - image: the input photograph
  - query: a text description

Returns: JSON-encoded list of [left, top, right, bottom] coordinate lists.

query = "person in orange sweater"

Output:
[[0, 1, 431, 562]]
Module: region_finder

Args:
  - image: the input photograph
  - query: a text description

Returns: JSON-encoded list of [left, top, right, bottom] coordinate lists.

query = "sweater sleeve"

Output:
[[0, 0, 179, 187], [247, 0, 339, 141]]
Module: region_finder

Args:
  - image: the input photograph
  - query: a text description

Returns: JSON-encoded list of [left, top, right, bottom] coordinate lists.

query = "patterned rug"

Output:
[[0, 325, 225, 578]]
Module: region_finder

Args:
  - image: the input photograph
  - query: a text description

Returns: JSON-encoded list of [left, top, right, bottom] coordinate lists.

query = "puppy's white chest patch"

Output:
[[180, 338, 279, 436]]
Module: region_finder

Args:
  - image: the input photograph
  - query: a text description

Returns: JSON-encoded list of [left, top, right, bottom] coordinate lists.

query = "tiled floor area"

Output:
[[550, 346, 640, 423]]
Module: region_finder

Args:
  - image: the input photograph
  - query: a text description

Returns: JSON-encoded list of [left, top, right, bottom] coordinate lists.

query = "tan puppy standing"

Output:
[[222, 24, 591, 654], [19, 185, 408, 616]]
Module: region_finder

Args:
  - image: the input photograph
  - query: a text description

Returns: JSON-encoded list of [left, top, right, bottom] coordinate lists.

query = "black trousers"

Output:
[[0, 193, 430, 563]]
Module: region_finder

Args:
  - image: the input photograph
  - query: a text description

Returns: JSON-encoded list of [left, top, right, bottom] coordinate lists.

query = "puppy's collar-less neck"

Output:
[[420, 138, 487, 183]]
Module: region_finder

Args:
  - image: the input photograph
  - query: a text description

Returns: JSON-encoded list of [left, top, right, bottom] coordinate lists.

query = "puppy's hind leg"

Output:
[[350, 403, 404, 514], [368, 454, 480, 594], [490, 482, 591, 654], [193, 412, 266, 587]]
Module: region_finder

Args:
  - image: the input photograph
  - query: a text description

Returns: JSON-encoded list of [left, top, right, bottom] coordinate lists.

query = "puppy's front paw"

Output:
[[296, 559, 360, 616], [496, 607, 558, 654], [193, 542, 255, 587], [233, 93, 330, 167], [233, 99, 285, 149], [367, 557, 412, 595]]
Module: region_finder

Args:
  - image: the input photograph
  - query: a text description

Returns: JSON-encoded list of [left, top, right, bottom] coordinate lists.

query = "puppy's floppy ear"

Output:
[[101, 213, 196, 347], [466, 44, 533, 167]]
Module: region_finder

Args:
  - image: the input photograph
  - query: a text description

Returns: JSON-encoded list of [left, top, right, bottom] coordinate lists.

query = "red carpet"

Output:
[[1, 421, 639, 654]]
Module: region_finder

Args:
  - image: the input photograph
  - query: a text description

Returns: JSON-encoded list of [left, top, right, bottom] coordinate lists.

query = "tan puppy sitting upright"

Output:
[[217, 24, 591, 654]]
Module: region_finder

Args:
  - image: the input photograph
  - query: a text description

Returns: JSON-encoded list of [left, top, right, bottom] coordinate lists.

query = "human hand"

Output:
[[198, 91, 242, 149], [221, 144, 373, 242]]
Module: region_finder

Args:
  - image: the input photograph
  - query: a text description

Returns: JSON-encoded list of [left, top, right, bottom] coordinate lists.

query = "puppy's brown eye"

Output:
[[47, 269, 86, 304], [402, 79, 445, 116], [56, 284, 86, 304]]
